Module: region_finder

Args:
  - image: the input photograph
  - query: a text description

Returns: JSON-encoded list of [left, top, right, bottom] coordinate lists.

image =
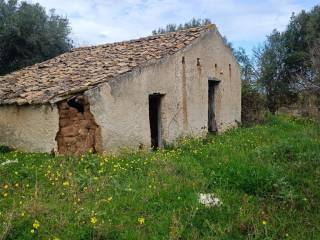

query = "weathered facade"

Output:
[[0, 25, 241, 154]]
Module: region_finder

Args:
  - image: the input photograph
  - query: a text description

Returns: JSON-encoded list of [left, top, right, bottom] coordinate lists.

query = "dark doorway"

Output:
[[149, 94, 163, 149], [208, 80, 219, 133]]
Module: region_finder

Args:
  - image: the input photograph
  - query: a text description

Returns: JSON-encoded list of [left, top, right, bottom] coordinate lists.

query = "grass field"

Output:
[[0, 116, 320, 239]]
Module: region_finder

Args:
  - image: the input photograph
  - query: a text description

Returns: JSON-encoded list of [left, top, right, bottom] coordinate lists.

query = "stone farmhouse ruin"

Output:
[[0, 25, 241, 155]]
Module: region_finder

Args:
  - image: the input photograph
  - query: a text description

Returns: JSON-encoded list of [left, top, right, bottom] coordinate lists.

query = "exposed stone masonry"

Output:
[[55, 96, 102, 155]]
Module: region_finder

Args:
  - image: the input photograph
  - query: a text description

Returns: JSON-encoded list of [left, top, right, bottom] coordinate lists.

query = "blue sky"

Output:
[[32, 0, 318, 53]]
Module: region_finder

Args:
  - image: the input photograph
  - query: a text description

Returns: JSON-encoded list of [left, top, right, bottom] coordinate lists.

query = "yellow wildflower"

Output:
[[62, 181, 69, 187], [30, 229, 35, 234], [90, 216, 97, 224], [138, 217, 145, 225], [4, 184, 8, 189], [3, 192, 8, 197], [33, 220, 40, 229], [262, 220, 267, 225]]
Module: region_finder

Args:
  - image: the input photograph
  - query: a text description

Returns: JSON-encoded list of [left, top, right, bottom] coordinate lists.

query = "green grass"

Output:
[[0, 116, 320, 240]]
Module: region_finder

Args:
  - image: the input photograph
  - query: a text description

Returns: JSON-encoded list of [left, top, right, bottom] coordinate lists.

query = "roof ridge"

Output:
[[72, 24, 216, 52]]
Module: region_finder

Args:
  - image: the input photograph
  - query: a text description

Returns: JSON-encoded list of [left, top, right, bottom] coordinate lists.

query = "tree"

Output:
[[233, 47, 255, 84], [152, 18, 234, 53], [255, 30, 295, 114], [306, 6, 320, 92], [311, 41, 320, 86], [222, 36, 234, 52], [252, 5, 320, 115], [152, 18, 212, 35], [306, 5, 320, 46], [282, 11, 313, 92], [0, 0, 73, 75], [233, 47, 266, 123], [282, 6, 320, 93]]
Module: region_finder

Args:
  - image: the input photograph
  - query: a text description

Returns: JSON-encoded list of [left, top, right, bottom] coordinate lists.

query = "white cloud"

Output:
[[29, 0, 317, 50]]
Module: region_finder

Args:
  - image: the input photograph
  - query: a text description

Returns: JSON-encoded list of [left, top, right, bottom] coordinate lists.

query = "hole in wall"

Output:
[[56, 96, 102, 155], [67, 97, 84, 113]]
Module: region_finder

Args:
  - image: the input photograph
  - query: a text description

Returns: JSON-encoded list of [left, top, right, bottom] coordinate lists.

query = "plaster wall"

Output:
[[87, 28, 241, 152], [0, 104, 59, 152], [86, 55, 183, 151], [182, 29, 241, 134]]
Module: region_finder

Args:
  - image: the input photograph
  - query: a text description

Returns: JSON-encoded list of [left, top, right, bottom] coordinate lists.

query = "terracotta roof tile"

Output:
[[0, 25, 215, 105]]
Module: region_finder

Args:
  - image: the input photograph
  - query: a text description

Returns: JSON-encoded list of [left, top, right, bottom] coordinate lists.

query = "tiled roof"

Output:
[[0, 25, 215, 105]]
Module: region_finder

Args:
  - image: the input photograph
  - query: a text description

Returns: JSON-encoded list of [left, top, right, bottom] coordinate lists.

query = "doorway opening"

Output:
[[208, 80, 219, 133], [149, 94, 164, 149]]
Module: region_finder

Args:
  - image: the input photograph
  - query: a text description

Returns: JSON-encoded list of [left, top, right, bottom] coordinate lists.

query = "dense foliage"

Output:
[[254, 5, 320, 113], [241, 81, 266, 124], [152, 18, 234, 51], [0, 0, 73, 75], [0, 116, 319, 239], [231, 5, 320, 118], [232, 47, 266, 123], [152, 18, 212, 35], [254, 30, 296, 114]]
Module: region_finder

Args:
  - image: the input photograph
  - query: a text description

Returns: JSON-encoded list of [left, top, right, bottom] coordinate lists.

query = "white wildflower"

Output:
[[0, 160, 18, 167], [198, 193, 222, 207]]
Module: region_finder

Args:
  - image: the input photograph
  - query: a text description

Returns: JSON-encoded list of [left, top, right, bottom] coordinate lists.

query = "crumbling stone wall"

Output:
[[55, 95, 102, 155]]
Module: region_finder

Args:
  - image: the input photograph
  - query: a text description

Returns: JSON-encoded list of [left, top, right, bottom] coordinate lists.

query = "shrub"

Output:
[[241, 82, 266, 125], [0, 145, 14, 153]]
